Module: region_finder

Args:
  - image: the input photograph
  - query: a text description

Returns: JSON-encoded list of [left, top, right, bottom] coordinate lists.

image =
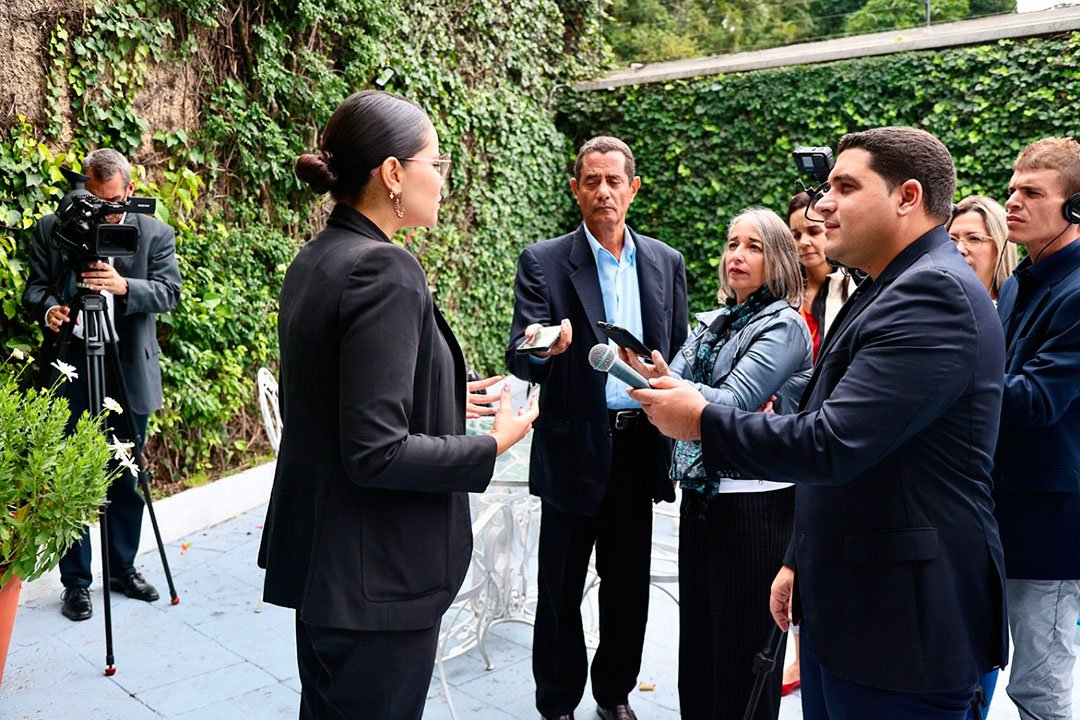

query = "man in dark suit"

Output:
[[993, 136, 1080, 720], [506, 136, 687, 720], [632, 127, 1007, 719], [23, 148, 182, 622]]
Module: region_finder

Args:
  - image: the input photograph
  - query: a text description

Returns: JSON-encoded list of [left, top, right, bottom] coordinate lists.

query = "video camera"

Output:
[[792, 146, 834, 184], [791, 145, 868, 282], [50, 168, 156, 259]]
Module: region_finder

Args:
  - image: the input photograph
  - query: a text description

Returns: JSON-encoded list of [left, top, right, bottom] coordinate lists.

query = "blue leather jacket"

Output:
[[669, 299, 812, 415]]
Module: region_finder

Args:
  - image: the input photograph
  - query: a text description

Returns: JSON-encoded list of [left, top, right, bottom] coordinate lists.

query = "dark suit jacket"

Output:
[[505, 225, 688, 516], [258, 205, 497, 632], [699, 227, 1008, 693], [22, 213, 182, 415], [994, 238, 1080, 580]]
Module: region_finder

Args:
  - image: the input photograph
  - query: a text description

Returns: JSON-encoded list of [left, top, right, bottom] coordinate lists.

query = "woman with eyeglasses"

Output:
[[258, 90, 537, 719], [947, 195, 1018, 304], [622, 207, 812, 720]]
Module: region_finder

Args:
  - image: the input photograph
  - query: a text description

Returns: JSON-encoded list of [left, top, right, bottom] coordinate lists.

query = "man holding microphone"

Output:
[[628, 127, 1007, 719]]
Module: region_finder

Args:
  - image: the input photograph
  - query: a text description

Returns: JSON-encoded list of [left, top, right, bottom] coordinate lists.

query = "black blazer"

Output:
[[22, 213, 182, 415], [699, 227, 1008, 693], [505, 225, 688, 515], [258, 205, 497, 632], [994, 239, 1080, 580]]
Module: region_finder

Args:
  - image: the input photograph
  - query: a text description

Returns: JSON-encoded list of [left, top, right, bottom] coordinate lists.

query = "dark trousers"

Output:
[[295, 615, 439, 720], [533, 419, 657, 716], [800, 625, 977, 720], [57, 342, 149, 589], [678, 487, 795, 720]]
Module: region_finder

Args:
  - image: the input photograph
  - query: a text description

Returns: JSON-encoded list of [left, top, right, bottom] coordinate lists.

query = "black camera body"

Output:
[[50, 168, 156, 259], [792, 146, 834, 184]]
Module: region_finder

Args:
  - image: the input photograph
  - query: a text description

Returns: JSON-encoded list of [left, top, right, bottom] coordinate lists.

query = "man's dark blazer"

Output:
[[258, 205, 498, 632], [22, 212, 181, 415], [994, 238, 1080, 580], [699, 227, 1008, 693], [505, 224, 688, 516]]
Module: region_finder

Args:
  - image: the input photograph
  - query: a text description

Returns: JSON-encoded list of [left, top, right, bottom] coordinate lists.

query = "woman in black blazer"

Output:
[[257, 90, 537, 719]]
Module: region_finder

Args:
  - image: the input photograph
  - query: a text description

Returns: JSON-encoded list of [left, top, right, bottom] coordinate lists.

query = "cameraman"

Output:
[[22, 148, 182, 622]]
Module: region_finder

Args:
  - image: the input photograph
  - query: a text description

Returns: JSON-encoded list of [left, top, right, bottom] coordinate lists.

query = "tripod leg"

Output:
[[137, 470, 179, 604], [101, 313, 180, 605], [80, 293, 119, 674], [970, 685, 987, 720], [743, 624, 786, 720], [99, 507, 116, 675]]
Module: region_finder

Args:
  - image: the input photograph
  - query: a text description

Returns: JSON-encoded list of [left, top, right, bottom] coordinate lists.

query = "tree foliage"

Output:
[[605, 0, 1017, 63]]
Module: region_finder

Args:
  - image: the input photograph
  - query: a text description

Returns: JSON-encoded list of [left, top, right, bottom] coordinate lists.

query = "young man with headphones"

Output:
[[994, 136, 1080, 720]]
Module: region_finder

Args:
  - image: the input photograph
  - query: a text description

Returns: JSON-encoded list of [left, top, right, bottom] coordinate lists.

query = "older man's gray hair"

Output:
[[83, 148, 131, 185]]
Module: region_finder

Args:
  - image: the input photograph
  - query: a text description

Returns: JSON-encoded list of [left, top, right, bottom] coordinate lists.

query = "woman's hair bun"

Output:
[[294, 152, 338, 194]]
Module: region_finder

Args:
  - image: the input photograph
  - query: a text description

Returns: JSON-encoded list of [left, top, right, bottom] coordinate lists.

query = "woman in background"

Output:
[[947, 195, 1017, 304], [788, 191, 850, 363], [258, 90, 537, 719], [624, 206, 811, 720]]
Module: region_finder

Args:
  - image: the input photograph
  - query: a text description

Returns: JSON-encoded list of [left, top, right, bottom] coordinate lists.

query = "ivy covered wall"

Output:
[[3, 1, 1079, 492], [0, 0, 603, 490], [560, 32, 1080, 315]]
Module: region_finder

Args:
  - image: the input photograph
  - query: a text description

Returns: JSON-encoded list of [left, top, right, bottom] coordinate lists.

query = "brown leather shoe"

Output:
[[597, 705, 637, 720]]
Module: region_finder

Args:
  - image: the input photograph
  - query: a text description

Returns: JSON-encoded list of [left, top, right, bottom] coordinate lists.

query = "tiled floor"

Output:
[[2, 426, 1077, 718]]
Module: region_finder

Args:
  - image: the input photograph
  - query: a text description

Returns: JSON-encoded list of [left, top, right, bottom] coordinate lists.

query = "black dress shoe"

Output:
[[109, 571, 160, 601], [61, 587, 93, 621], [597, 705, 637, 720], [542, 715, 574, 720]]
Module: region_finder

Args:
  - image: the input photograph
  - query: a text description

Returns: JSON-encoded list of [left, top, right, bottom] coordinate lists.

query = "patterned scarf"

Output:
[[673, 286, 777, 506]]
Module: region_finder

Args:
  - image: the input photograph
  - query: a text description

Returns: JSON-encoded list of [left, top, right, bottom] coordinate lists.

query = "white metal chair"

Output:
[[436, 500, 518, 719], [256, 367, 281, 456], [254, 367, 280, 614]]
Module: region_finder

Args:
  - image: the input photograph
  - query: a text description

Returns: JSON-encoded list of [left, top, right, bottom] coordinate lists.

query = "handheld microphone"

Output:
[[588, 343, 650, 389]]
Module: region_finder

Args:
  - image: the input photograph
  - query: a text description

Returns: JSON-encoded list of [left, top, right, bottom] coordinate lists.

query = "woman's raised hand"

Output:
[[619, 347, 672, 381], [488, 383, 539, 456], [466, 374, 504, 419]]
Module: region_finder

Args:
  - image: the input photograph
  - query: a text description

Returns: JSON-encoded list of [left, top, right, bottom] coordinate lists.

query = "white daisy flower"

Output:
[[118, 453, 140, 479], [108, 436, 135, 462], [103, 396, 124, 415], [51, 359, 78, 382]]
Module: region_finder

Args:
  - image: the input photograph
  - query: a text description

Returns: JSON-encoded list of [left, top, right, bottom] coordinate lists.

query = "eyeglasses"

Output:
[[949, 234, 994, 248], [403, 152, 452, 180], [804, 182, 830, 224]]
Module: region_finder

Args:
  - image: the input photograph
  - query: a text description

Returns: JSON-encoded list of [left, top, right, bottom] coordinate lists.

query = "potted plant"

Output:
[[0, 351, 118, 684]]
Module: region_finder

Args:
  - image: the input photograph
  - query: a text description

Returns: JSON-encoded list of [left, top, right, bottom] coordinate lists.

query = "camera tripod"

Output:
[[46, 276, 179, 676]]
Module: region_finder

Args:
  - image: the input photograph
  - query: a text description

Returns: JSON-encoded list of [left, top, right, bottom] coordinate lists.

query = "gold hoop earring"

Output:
[[389, 191, 404, 219]]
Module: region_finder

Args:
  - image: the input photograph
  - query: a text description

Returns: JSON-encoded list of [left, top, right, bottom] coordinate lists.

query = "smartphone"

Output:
[[596, 321, 651, 357], [516, 325, 563, 354]]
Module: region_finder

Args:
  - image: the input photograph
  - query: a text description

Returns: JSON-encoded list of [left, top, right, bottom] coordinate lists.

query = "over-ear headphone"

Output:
[[1063, 193, 1080, 225]]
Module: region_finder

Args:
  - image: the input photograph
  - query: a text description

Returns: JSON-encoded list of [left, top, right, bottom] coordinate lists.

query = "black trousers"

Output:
[[57, 341, 149, 589], [678, 487, 795, 720], [295, 615, 439, 720], [533, 418, 658, 716]]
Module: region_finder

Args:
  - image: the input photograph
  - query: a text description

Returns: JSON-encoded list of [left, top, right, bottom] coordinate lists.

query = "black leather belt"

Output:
[[608, 409, 644, 431]]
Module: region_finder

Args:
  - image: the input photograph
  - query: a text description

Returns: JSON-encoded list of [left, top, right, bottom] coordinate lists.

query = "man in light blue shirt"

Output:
[[584, 224, 644, 410], [506, 136, 688, 720]]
